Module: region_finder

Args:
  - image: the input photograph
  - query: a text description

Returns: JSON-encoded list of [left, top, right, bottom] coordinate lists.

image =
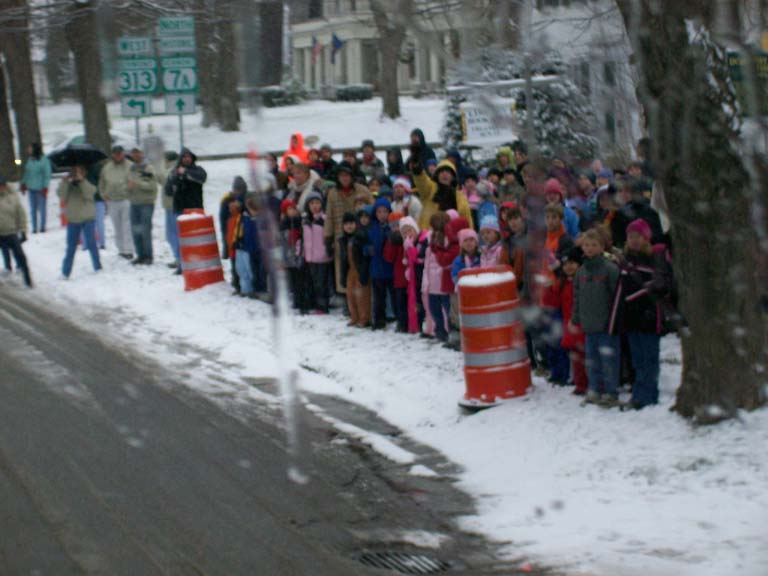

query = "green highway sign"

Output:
[[159, 36, 196, 55], [117, 36, 153, 57], [157, 16, 195, 37], [161, 57, 198, 92], [117, 58, 158, 94]]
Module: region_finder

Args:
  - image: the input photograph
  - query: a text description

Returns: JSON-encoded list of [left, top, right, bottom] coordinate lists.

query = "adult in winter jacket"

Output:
[[160, 151, 180, 266], [166, 147, 207, 215], [99, 145, 133, 258], [58, 165, 102, 278], [0, 176, 32, 287], [405, 128, 436, 169], [20, 143, 52, 233], [360, 139, 386, 181], [387, 147, 405, 179], [324, 165, 373, 293], [280, 133, 309, 170], [128, 148, 158, 264], [411, 158, 473, 231], [219, 176, 247, 261], [286, 163, 321, 212]]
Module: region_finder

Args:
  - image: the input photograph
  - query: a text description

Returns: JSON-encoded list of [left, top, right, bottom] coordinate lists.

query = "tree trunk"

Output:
[[0, 62, 17, 178], [616, 1, 768, 420], [45, 22, 69, 104], [259, 1, 284, 86], [216, 0, 240, 131], [371, 0, 412, 120], [64, 0, 111, 153], [195, 0, 220, 128], [0, 0, 41, 162]]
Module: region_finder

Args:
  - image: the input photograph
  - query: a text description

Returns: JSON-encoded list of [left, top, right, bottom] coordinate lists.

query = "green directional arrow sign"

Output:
[[175, 97, 186, 112], [128, 99, 147, 114]]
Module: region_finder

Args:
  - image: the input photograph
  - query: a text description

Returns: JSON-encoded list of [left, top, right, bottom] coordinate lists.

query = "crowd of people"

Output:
[[0, 128, 676, 411], [220, 130, 676, 411]]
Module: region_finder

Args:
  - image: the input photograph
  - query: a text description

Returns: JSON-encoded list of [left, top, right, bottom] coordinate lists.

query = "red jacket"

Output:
[[432, 217, 470, 293], [384, 240, 407, 289], [542, 276, 585, 350]]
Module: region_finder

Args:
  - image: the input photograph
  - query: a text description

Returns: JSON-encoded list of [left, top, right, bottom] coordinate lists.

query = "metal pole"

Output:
[[134, 117, 140, 146], [179, 113, 184, 150]]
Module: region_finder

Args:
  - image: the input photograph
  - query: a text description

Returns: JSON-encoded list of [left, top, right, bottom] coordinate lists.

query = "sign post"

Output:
[[116, 37, 156, 145], [157, 16, 197, 150]]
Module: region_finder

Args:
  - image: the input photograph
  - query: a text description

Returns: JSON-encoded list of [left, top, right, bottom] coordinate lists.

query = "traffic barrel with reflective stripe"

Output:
[[177, 209, 225, 291], [457, 265, 531, 408]]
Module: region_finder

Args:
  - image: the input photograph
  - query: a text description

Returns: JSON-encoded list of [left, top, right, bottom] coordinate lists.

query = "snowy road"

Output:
[[0, 288, 526, 576]]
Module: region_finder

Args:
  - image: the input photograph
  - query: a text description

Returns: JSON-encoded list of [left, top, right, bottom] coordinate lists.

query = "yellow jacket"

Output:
[[412, 159, 473, 230]]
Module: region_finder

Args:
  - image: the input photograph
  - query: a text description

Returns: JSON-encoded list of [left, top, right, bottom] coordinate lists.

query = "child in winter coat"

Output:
[[384, 213, 409, 332], [572, 228, 621, 407], [302, 191, 333, 314], [367, 197, 394, 329], [399, 216, 421, 334], [280, 199, 307, 313], [479, 216, 509, 267], [226, 198, 243, 294], [559, 246, 588, 395], [233, 193, 265, 298], [423, 212, 464, 342], [615, 219, 672, 409], [347, 207, 373, 327], [451, 228, 481, 286], [498, 201, 517, 239], [338, 211, 357, 315]]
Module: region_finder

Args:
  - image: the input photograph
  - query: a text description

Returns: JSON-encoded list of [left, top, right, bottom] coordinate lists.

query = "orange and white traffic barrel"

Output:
[[457, 265, 531, 408], [177, 209, 225, 291]]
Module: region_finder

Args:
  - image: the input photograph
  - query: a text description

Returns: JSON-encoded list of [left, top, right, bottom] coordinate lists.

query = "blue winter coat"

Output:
[[240, 212, 261, 256], [477, 200, 498, 226], [21, 157, 52, 191], [451, 253, 481, 286], [367, 198, 393, 280], [564, 204, 580, 238]]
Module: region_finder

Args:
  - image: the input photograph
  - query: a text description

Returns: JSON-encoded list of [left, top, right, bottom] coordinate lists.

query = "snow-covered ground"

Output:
[[7, 100, 768, 576], [39, 96, 447, 156]]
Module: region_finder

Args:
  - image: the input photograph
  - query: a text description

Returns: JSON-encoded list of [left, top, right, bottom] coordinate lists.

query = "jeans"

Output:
[[82, 201, 106, 250], [109, 199, 132, 255], [428, 293, 451, 341], [251, 251, 267, 293], [63, 221, 101, 278], [235, 249, 254, 294], [308, 262, 332, 312], [585, 332, 620, 397], [547, 345, 570, 383], [130, 203, 155, 261], [165, 208, 180, 260], [372, 278, 395, 327], [627, 332, 661, 407], [0, 234, 31, 286], [28, 189, 46, 232]]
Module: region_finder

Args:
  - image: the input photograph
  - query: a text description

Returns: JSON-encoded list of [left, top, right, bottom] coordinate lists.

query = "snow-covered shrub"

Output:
[[336, 84, 374, 102], [260, 74, 307, 108]]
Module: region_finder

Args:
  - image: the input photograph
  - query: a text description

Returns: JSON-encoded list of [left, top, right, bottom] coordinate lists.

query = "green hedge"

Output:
[[336, 84, 374, 102]]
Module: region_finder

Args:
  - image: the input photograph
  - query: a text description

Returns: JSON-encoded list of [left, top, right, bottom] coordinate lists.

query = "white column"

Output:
[[348, 39, 362, 84], [304, 47, 312, 90]]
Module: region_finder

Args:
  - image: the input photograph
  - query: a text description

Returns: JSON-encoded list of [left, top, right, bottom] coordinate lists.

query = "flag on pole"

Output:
[[331, 33, 344, 65], [311, 36, 323, 65]]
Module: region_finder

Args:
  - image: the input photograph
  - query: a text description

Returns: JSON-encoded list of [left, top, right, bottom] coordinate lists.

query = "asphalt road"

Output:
[[0, 288, 527, 576]]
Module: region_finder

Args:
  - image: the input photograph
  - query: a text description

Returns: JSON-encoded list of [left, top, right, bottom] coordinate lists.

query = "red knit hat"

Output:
[[545, 178, 564, 199], [626, 218, 652, 241], [280, 199, 296, 215], [388, 211, 405, 223]]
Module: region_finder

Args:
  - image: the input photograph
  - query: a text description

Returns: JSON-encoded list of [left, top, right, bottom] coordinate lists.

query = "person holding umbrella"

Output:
[[0, 174, 32, 287], [57, 165, 102, 279]]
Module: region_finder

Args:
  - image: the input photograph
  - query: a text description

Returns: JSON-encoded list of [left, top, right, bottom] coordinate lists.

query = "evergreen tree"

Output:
[[442, 49, 599, 160]]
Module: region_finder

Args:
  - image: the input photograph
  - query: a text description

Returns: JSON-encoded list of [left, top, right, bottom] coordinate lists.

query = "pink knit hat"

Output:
[[398, 216, 419, 234], [544, 178, 564, 199], [458, 228, 478, 244], [626, 218, 652, 241], [393, 177, 412, 193], [446, 209, 460, 220]]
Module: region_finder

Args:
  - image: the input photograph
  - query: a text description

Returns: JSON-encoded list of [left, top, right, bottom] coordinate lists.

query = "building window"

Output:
[[604, 61, 616, 87], [308, 0, 323, 19]]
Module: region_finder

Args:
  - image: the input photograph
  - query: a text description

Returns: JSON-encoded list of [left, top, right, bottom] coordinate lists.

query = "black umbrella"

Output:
[[48, 144, 108, 170]]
